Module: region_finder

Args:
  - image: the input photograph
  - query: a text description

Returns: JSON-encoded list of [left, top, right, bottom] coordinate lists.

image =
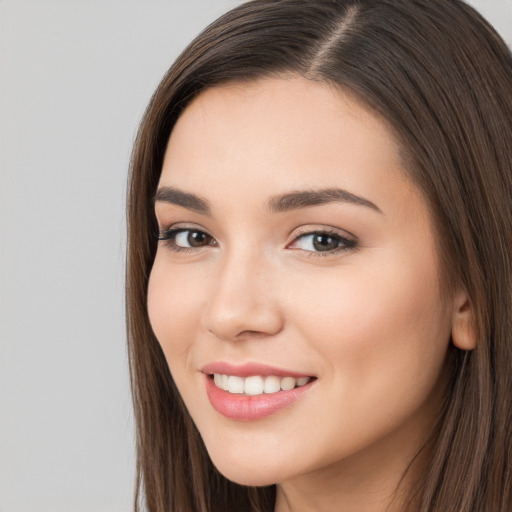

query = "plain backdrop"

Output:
[[0, 1, 510, 511]]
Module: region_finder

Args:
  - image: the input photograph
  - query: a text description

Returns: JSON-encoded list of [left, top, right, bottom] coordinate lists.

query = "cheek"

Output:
[[289, 250, 451, 394], [277, 256, 452, 463], [147, 256, 204, 365]]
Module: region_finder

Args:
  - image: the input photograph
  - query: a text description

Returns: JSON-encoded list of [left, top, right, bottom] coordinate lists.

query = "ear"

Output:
[[451, 291, 476, 351]]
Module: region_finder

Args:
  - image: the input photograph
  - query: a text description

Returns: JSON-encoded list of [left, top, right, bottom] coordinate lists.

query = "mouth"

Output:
[[211, 373, 313, 396], [201, 363, 317, 421]]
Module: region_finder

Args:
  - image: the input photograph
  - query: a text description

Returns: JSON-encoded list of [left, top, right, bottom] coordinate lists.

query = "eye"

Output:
[[175, 230, 212, 248], [158, 227, 217, 251], [289, 230, 356, 254]]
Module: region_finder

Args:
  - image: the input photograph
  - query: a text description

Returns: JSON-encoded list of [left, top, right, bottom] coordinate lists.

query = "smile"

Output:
[[204, 374, 316, 421], [213, 374, 312, 396]]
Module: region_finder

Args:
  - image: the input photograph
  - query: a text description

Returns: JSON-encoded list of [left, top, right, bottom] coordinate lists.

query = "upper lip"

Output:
[[200, 361, 314, 378]]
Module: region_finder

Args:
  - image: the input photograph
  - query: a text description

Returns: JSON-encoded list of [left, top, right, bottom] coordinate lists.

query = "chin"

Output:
[[213, 462, 280, 487], [204, 445, 288, 487]]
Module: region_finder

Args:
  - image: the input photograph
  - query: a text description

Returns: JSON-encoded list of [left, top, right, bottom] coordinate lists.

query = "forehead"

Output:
[[162, 77, 409, 195]]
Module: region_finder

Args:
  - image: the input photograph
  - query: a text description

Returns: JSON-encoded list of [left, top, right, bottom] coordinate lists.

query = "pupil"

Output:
[[313, 234, 338, 251], [188, 231, 208, 247]]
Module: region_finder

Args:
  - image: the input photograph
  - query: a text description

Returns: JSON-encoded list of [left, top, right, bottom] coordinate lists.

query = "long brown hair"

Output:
[[126, 1, 512, 510]]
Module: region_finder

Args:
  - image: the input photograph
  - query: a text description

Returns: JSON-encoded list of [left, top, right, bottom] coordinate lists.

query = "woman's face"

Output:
[[148, 77, 461, 491]]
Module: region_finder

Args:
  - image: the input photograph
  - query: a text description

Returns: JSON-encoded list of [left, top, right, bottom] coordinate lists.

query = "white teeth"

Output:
[[227, 375, 244, 394], [215, 373, 229, 390], [213, 374, 312, 395], [280, 376, 296, 391], [296, 377, 309, 387], [264, 375, 281, 394], [244, 376, 264, 395]]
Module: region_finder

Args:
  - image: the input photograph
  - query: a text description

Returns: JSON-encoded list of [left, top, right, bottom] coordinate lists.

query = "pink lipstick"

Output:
[[201, 362, 315, 421]]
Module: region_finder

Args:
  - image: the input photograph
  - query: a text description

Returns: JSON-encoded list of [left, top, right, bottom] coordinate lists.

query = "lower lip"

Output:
[[204, 375, 315, 421]]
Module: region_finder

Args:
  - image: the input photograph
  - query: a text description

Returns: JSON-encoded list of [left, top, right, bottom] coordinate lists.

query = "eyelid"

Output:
[[290, 224, 356, 240], [157, 222, 209, 237], [157, 223, 217, 252], [287, 225, 357, 255], [156, 222, 357, 256]]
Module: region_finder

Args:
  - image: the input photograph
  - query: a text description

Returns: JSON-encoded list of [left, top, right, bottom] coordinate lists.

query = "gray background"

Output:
[[0, 1, 510, 511]]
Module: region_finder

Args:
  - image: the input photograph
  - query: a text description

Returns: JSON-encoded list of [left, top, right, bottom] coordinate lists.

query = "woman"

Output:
[[126, 1, 512, 511]]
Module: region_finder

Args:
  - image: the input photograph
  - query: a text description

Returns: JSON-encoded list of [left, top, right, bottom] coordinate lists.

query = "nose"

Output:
[[202, 251, 284, 342]]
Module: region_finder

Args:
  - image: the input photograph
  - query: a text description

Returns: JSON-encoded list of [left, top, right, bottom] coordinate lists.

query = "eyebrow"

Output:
[[153, 186, 382, 215], [154, 187, 211, 215], [267, 188, 382, 214]]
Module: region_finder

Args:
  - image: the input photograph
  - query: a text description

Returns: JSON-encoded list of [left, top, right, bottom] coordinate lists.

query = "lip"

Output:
[[201, 362, 316, 421], [200, 361, 313, 378]]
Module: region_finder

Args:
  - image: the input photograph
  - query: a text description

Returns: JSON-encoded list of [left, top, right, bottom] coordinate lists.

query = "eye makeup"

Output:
[[157, 223, 358, 258]]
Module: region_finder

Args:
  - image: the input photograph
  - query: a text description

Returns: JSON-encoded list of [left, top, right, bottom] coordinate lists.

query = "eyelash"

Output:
[[157, 226, 357, 256], [289, 227, 357, 257], [157, 227, 217, 253]]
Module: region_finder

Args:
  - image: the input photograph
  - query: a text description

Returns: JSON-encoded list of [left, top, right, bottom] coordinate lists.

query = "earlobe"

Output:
[[451, 292, 477, 350]]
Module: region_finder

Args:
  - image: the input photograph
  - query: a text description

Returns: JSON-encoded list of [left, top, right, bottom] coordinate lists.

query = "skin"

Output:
[[147, 77, 473, 512]]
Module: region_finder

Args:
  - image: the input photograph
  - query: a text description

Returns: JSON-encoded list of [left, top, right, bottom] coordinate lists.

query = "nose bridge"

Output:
[[202, 244, 282, 341]]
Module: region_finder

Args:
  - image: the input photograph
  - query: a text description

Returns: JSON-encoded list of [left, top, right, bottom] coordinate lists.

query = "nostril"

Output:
[[203, 292, 285, 342]]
